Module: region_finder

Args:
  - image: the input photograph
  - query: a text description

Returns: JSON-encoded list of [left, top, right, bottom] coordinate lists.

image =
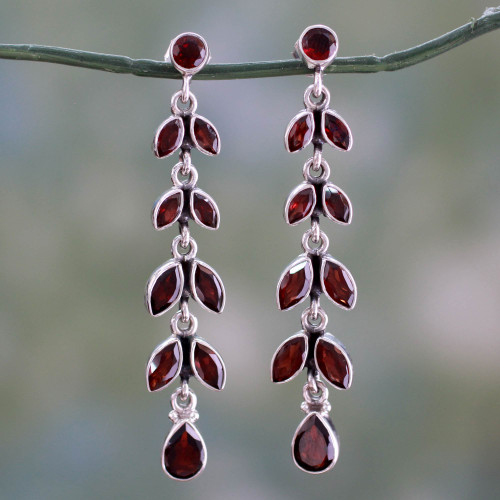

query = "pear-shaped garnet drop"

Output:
[[286, 112, 314, 153], [153, 117, 184, 158], [191, 189, 219, 229], [163, 422, 206, 480], [153, 189, 183, 229], [192, 117, 220, 155], [321, 257, 356, 310], [192, 340, 225, 390], [286, 184, 316, 225], [271, 334, 307, 383], [171, 34, 207, 70], [147, 339, 181, 392], [293, 413, 338, 473], [301, 27, 338, 62], [277, 257, 313, 311], [147, 262, 183, 316], [323, 184, 352, 224], [322, 111, 351, 151], [315, 336, 352, 389], [192, 261, 224, 313]]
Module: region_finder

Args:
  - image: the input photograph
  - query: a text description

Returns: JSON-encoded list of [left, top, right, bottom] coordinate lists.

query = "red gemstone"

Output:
[[155, 190, 183, 229], [154, 117, 183, 158], [147, 340, 181, 391], [193, 117, 219, 155], [272, 335, 307, 383], [163, 422, 205, 480], [278, 258, 313, 310], [287, 185, 315, 224], [323, 112, 351, 151], [316, 338, 351, 389], [149, 264, 183, 315], [322, 259, 356, 309], [171, 34, 207, 70], [323, 184, 351, 224], [193, 341, 225, 390], [193, 262, 224, 313], [287, 113, 314, 152], [293, 414, 338, 473], [192, 190, 218, 229], [301, 27, 337, 62]]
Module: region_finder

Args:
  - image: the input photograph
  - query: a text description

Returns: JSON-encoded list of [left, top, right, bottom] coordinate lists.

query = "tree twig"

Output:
[[0, 7, 498, 80]]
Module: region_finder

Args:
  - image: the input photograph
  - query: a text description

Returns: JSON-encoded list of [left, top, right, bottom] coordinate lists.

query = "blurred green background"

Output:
[[1, 1, 499, 499]]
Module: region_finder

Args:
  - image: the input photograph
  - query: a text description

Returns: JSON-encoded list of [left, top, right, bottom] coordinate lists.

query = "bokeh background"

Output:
[[1, 1, 499, 499]]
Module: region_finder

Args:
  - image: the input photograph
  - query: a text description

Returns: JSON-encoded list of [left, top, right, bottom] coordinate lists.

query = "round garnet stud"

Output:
[[299, 26, 338, 64], [170, 33, 208, 72]]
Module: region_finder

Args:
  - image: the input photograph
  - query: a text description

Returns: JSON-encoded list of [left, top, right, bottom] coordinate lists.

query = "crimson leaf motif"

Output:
[[190, 115, 220, 156], [152, 188, 184, 230], [191, 338, 226, 390], [285, 183, 316, 225], [271, 333, 308, 383], [321, 255, 357, 310], [145, 260, 184, 316], [146, 337, 182, 392], [191, 260, 225, 313], [321, 110, 352, 152], [285, 111, 314, 153], [277, 256, 313, 311], [315, 334, 353, 390], [153, 116, 184, 158]]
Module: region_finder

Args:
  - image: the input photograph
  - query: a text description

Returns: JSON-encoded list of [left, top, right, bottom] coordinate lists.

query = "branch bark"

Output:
[[0, 7, 498, 80]]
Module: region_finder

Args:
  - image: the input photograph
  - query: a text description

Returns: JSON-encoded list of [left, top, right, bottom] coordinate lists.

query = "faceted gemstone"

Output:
[[323, 112, 351, 151], [193, 262, 224, 313], [272, 335, 307, 383], [287, 185, 315, 225], [193, 341, 225, 390], [147, 340, 181, 391], [323, 184, 351, 224], [278, 258, 313, 310], [287, 113, 314, 152], [192, 190, 218, 229], [293, 413, 338, 473], [163, 422, 205, 480], [193, 117, 219, 155], [171, 34, 207, 70], [155, 190, 182, 229], [154, 117, 183, 158], [149, 263, 183, 315], [322, 259, 356, 309], [316, 338, 351, 389], [301, 27, 337, 62]]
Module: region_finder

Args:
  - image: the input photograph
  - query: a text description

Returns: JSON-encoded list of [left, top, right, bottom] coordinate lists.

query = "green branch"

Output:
[[0, 7, 498, 80]]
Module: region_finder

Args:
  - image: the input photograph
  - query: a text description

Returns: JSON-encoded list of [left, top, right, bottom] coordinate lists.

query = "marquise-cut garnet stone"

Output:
[[293, 414, 336, 473], [192, 191, 218, 228], [322, 260, 355, 309], [156, 191, 182, 228], [324, 113, 350, 151], [172, 35, 207, 70], [324, 185, 350, 224], [316, 338, 351, 389], [288, 114, 314, 152], [155, 118, 182, 158], [288, 186, 315, 224], [148, 341, 181, 391], [150, 265, 183, 315], [278, 260, 312, 310], [164, 422, 205, 480], [193, 118, 219, 155], [301, 27, 337, 62], [194, 264, 224, 313], [272, 336, 306, 383], [194, 342, 224, 390]]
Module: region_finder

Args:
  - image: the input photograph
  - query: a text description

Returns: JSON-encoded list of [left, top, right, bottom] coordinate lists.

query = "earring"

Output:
[[144, 33, 225, 481], [271, 25, 356, 474]]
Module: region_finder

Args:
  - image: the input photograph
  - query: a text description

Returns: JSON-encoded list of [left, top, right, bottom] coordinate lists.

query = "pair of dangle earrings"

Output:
[[144, 26, 356, 480]]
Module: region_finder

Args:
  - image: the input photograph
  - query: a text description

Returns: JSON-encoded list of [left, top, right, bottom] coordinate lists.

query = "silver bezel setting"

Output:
[[190, 114, 221, 156], [190, 336, 226, 391], [284, 182, 316, 226], [320, 254, 357, 311], [152, 116, 184, 158], [321, 182, 353, 225], [152, 187, 184, 230], [321, 109, 353, 152], [190, 259, 226, 314], [190, 187, 221, 230], [166, 32, 211, 76], [284, 110, 314, 153], [314, 333, 353, 390], [276, 254, 314, 311], [146, 336, 182, 393], [295, 24, 339, 70], [270, 332, 308, 384], [145, 259, 184, 317]]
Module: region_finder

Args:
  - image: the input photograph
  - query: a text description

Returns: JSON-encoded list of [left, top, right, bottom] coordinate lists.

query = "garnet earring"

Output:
[[271, 25, 356, 474], [145, 32, 225, 481]]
